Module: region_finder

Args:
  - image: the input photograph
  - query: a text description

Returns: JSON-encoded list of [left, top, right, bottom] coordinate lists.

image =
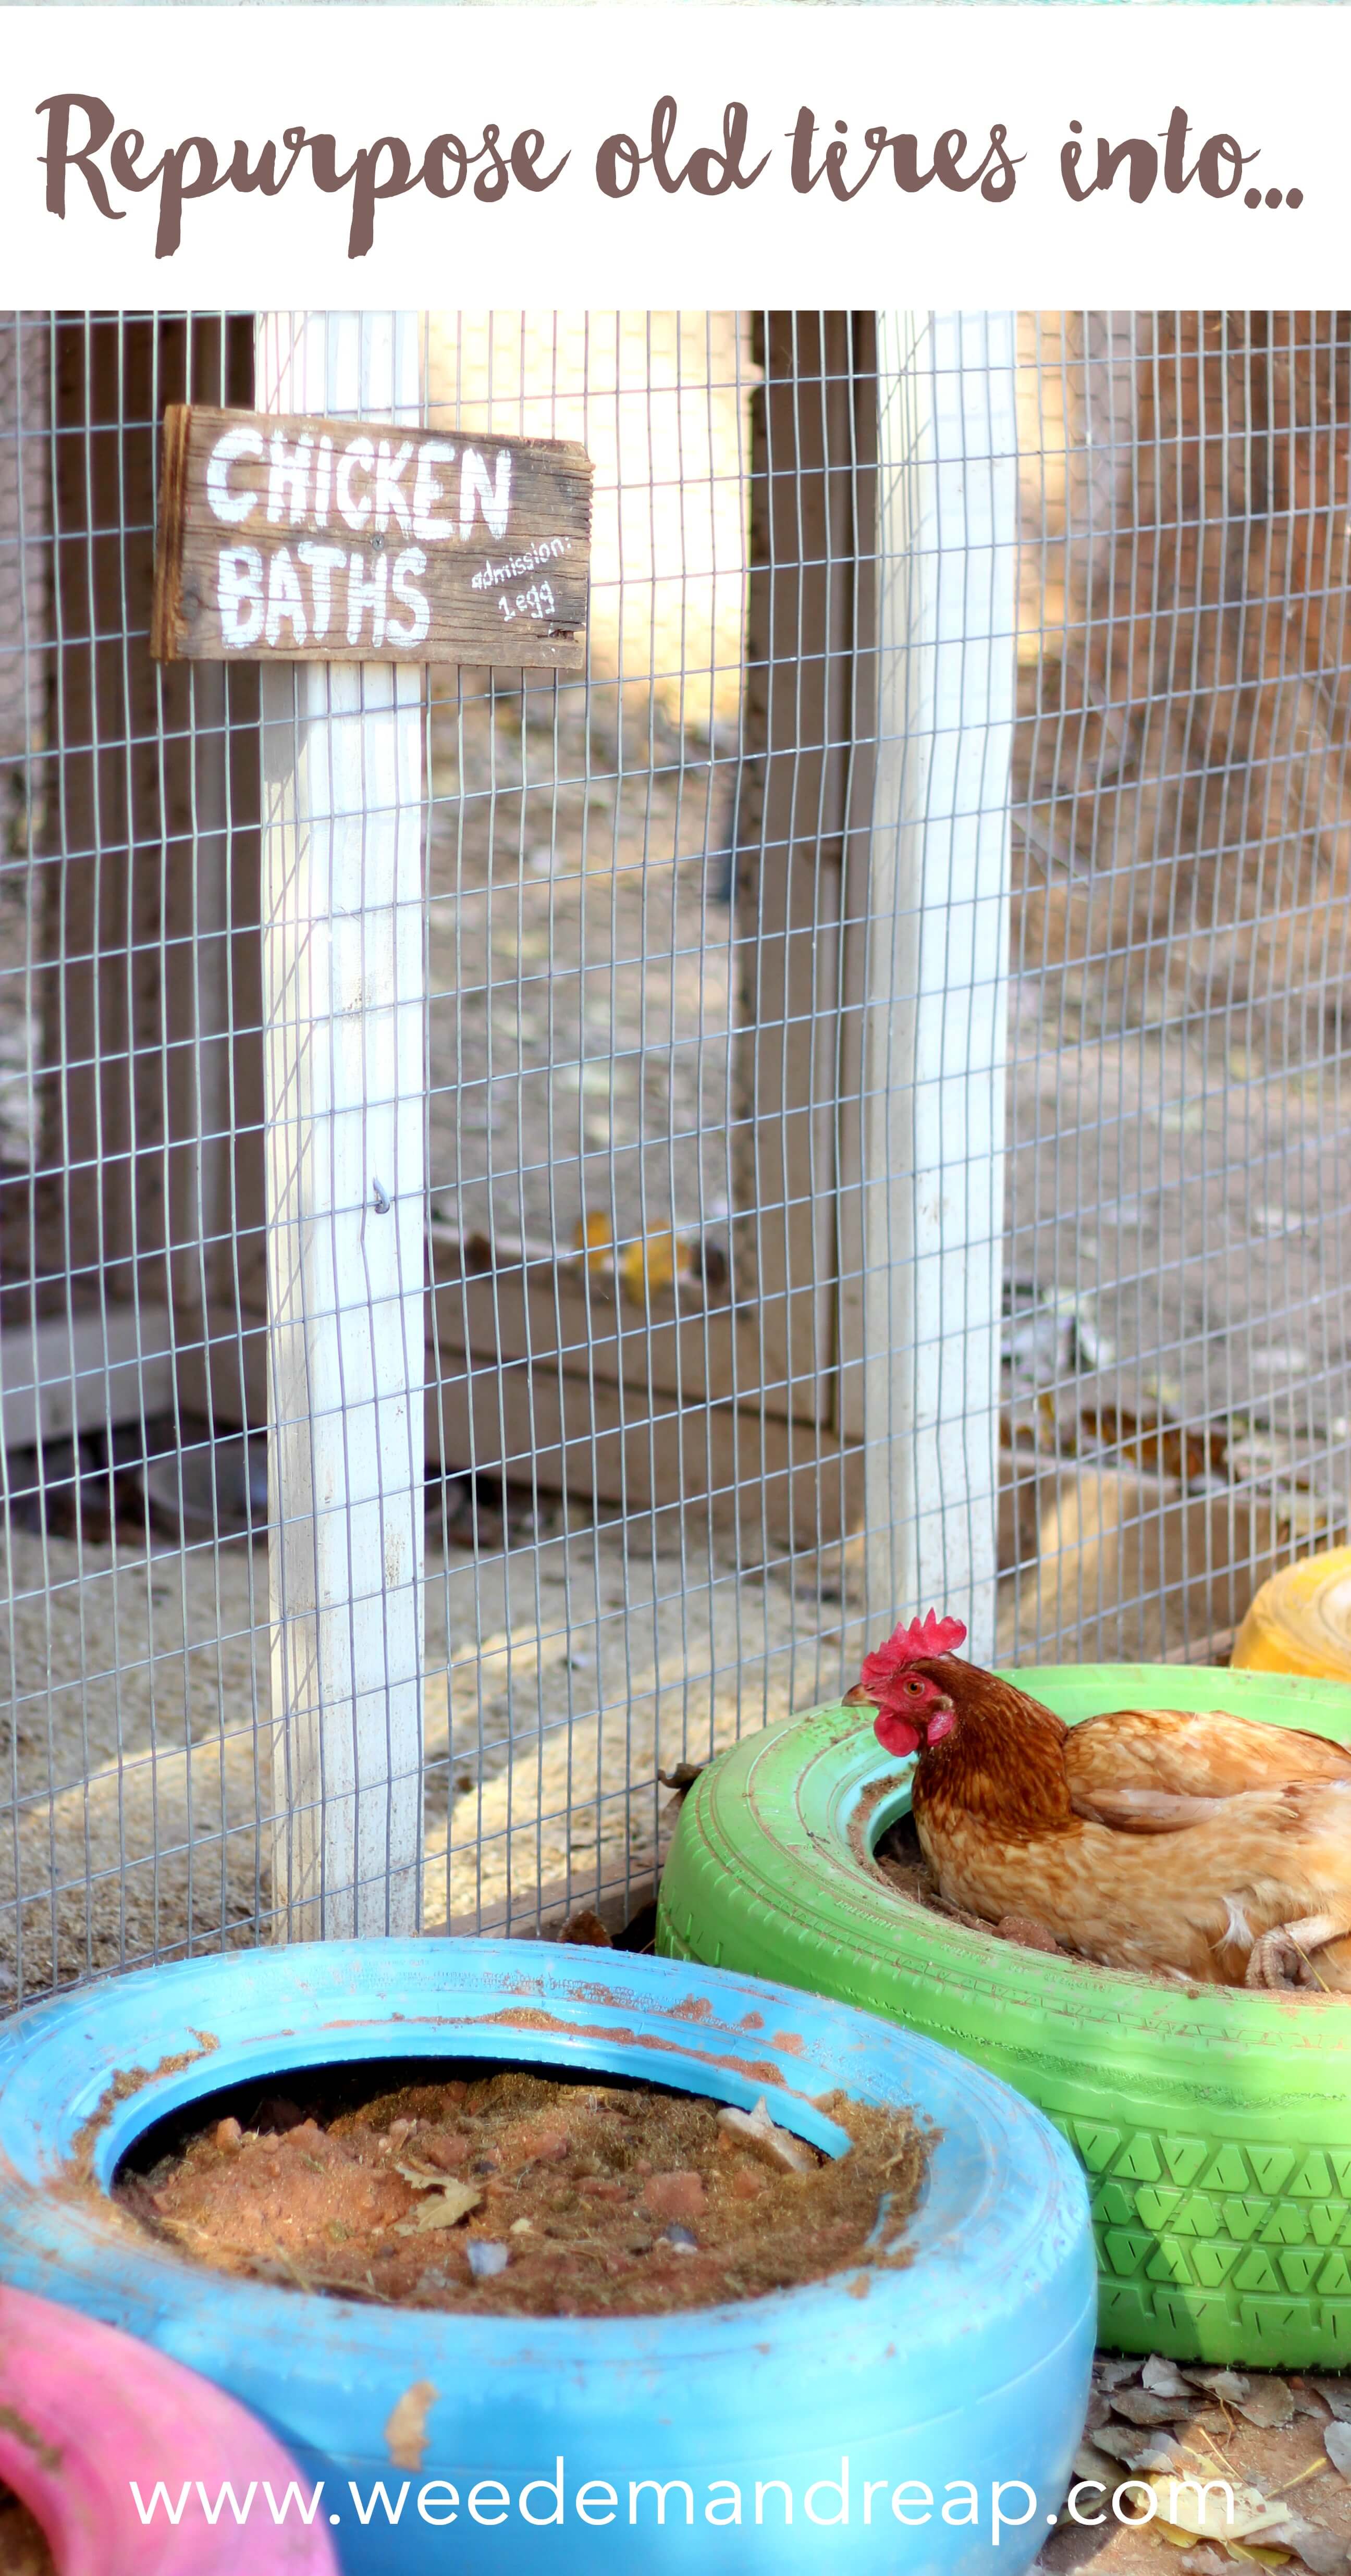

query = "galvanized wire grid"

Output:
[[421, 315, 757, 1939], [1004, 313, 1351, 1668], [0, 314, 274, 2007], [0, 309, 1346, 2009]]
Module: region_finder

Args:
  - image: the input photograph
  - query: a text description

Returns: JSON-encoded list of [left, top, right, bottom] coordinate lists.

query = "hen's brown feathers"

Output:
[[894, 1657, 1351, 1989], [1064, 1705, 1351, 1836], [1066, 1704, 1351, 1803]]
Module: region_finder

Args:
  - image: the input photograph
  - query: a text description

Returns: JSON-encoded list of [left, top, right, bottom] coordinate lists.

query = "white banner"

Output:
[[0, 5, 1331, 304]]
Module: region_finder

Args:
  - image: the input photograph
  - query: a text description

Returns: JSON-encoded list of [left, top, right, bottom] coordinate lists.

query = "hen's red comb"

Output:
[[858, 1610, 967, 1698]]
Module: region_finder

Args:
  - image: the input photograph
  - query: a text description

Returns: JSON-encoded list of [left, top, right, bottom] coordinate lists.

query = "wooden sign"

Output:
[[152, 405, 592, 669]]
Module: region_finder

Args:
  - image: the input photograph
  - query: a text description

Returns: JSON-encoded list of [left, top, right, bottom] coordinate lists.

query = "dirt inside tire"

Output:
[[0, 2486, 54, 2575], [113, 2067, 929, 2320]]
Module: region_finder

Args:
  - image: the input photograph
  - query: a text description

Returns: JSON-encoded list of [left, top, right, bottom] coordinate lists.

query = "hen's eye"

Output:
[[905, 1677, 925, 1695]]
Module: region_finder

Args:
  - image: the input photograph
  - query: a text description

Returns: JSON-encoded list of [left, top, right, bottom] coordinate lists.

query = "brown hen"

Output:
[[850, 1614, 1351, 1990]]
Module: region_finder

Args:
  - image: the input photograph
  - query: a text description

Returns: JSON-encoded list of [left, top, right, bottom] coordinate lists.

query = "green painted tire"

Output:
[[657, 1663, 1351, 2369]]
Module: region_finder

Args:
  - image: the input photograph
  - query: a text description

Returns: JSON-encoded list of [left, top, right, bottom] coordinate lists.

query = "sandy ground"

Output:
[[119, 2071, 924, 2319], [1036, 2351, 1351, 2576], [0, 1507, 843, 2002]]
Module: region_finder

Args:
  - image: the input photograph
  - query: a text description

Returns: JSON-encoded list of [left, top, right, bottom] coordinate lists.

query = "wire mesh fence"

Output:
[[0, 307, 1346, 2011], [1005, 312, 1351, 1663]]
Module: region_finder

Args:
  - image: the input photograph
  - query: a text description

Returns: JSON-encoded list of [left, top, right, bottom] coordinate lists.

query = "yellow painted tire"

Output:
[[1233, 1549, 1351, 1682]]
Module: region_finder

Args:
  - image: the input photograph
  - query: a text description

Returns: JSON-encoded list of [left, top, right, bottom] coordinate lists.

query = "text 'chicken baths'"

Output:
[[152, 404, 593, 667]]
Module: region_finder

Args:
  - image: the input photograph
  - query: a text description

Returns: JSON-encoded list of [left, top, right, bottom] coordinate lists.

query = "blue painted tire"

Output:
[[0, 1942, 1094, 2575]]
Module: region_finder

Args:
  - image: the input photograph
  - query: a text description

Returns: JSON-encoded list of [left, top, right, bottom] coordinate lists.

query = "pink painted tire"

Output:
[[0, 2284, 338, 2574]]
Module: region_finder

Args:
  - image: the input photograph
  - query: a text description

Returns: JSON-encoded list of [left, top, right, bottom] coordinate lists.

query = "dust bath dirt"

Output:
[[0, 2485, 53, 2575], [115, 2068, 929, 2320]]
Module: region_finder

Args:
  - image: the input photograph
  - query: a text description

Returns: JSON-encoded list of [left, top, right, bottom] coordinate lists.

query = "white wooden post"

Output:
[[257, 313, 425, 1939], [863, 314, 1018, 1659]]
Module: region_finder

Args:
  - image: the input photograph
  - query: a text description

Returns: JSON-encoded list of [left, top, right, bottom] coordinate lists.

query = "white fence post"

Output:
[[864, 313, 1018, 1660], [256, 312, 425, 1939]]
